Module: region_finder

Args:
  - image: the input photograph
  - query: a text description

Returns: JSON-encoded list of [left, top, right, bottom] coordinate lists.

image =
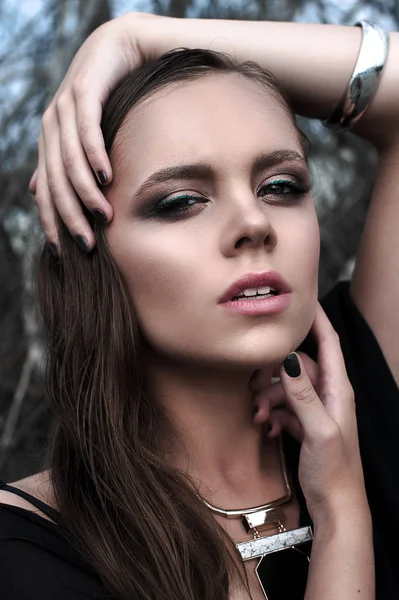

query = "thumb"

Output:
[[279, 353, 330, 439]]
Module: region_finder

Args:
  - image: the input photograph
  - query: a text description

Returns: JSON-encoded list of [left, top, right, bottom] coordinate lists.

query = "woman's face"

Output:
[[106, 73, 319, 370]]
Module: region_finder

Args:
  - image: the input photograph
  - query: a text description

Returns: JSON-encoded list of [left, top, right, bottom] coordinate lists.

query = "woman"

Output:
[[1, 13, 398, 600]]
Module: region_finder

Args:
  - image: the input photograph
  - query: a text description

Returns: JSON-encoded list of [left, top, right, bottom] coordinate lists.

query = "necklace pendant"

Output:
[[236, 526, 313, 600], [254, 533, 313, 599], [235, 525, 313, 562], [242, 507, 287, 534]]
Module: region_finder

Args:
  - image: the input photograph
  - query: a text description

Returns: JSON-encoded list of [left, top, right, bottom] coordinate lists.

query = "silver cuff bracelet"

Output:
[[323, 20, 389, 132]]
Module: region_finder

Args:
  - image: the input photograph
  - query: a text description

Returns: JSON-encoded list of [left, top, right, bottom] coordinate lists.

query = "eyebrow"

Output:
[[132, 149, 307, 199]]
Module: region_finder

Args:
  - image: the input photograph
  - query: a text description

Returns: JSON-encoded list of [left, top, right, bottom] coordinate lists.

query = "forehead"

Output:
[[111, 73, 303, 180]]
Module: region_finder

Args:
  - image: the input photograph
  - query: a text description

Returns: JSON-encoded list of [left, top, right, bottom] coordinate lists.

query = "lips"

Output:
[[218, 271, 292, 304]]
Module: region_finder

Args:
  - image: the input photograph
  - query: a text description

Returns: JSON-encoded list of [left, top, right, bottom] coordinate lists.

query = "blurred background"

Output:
[[0, 0, 396, 482]]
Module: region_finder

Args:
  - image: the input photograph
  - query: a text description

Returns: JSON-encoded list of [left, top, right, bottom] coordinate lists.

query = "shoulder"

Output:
[[0, 502, 104, 600], [0, 474, 107, 597], [0, 469, 57, 523], [0, 533, 61, 599]]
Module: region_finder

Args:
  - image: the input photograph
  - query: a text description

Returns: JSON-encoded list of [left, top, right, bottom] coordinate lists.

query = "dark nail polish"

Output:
[[75, 235, 89, 253], [48, 242, 59, 259], [283, 353, 301, 378], [97, 170, 108, 185], [252, 405, 259, 417], [92, 209, 107, 224]]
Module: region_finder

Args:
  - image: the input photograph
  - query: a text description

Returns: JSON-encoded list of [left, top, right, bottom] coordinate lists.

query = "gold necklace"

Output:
[[200, 436, 292, 536], [199, 435, 313, 599]]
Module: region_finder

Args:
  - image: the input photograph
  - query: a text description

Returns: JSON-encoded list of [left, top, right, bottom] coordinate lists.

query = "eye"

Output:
[[258, 179, 309, 200], [149, 194, 209, 219]]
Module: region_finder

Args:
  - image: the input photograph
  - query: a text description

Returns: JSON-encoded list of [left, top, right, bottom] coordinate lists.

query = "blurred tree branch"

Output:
[[0, 0, 112, 479]]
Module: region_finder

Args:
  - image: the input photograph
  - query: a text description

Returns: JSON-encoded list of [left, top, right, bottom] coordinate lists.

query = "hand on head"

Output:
[[29, 13, 151, 251]]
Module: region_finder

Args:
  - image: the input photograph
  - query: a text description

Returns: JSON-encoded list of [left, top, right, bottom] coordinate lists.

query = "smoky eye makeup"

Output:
[[131, 186, 210, 219], [136, 179, 311, 221], [135, 188, 211, 220], [257, 175, 312, 200], [133, 159, 312, 219]]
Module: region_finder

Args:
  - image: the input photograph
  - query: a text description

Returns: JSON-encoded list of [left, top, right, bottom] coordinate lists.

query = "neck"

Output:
[[145, 353, 286, 509]]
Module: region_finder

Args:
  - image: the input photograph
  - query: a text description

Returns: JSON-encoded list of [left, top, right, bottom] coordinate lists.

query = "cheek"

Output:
[[271, 207, 319, 330], [288, 211, 320, 341], [107, 223, 206, 352], [286, 207, 320, 274], [301, 223, 320, 284], [306, 214, 320, 279], [118, 241, 187, 305]]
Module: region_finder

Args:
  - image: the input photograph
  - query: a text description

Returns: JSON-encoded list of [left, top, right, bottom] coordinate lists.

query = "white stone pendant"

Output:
[[236, 526, 313, 599]]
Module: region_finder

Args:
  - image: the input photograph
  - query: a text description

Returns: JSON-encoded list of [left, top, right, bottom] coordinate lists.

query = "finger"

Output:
[[251, 352, 319, 392], [73, 89, 113, 184], [310, 302, 355, 420], [272, 363, 280, 379], [252, 353, 319, 424], [253, 395, 271, 424], [254, 376, 319, 426], [250, 366, 280, 391], [57, 94, 113, 221], [35, 136, 60, 247], [279, 352, 333, 439], [42, 107, 95, 251], [250, 368, 278, 391], [29, 169, 37, 194], [254, 376, 304, 425], [267, 408, 304, 443], [253, 382, 287, 424]]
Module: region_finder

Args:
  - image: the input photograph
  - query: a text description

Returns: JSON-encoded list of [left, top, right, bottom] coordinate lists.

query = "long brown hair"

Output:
[[37, 49, 302, 600]]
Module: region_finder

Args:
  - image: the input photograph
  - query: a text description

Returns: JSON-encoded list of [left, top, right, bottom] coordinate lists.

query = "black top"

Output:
[[1, 280, 398, 599]]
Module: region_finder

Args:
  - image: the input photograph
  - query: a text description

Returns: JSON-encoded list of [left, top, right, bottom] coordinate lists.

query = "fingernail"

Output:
[[48, 242, 59, 259], [283, 353, 301, 378], [97, 170, 108, 185], [75, 235, 89, 253], [92, 209, 107, 224], [267, 423, 273, 434], [252, 405, 259, 417]]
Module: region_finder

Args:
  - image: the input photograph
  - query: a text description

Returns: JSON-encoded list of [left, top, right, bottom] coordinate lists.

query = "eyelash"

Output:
[[150, 179, 310, 219]]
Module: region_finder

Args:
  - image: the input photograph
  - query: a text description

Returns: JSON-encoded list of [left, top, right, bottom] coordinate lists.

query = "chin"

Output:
[[211, 327, 309, 370], [208, 343, 294, 371]]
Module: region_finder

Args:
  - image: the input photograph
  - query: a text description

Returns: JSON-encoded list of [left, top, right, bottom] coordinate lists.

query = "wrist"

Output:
[[307, 502, 374, 600], [311, 494, 372, 533], [116, 12, 158, 67], [123, 12, 177, 63]]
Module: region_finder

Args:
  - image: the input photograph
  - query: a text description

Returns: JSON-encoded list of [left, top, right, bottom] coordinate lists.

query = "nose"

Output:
[[219, 190, 277, 257]]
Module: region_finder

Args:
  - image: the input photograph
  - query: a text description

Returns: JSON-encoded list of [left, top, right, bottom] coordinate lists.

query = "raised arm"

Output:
[[138, 14, 398, 140]]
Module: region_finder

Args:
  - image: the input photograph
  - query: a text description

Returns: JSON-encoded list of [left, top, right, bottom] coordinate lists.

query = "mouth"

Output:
[[219, 271, 291, 304], [231, 286, 279, 301]]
